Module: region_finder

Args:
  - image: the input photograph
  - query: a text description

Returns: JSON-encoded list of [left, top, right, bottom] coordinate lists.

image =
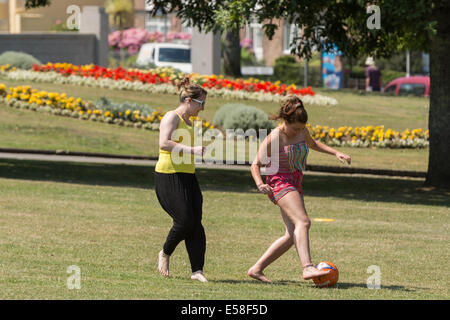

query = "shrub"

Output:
[[350, 66, 366, 79], [213, 103, 243, 127], [349, 66, 405, 86], [241, 47, 258, 66], [215, 103, 275, 135], [381, 69, 405, 85], [0, 51, 41, 70], [95, 96, 155, 121], [272, 55, 321, 87]]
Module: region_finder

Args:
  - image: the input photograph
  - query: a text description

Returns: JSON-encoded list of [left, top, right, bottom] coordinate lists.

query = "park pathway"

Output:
[[0, 148, 426, 179]]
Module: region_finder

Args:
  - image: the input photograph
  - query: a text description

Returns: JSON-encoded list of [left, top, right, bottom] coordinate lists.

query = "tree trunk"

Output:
[[223, 28, 242, 77], [425, 0, 450, 188]]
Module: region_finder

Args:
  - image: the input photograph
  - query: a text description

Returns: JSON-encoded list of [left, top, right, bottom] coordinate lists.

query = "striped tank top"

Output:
[[268, 142, 309, 174]]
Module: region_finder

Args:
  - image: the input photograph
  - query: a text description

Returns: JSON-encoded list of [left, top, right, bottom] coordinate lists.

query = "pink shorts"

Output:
[[266, 171, 303, 204]]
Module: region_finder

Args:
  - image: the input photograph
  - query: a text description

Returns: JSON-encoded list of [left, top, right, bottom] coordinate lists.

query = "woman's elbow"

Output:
[[250, 162, 262, 171], [159, 141, 171, 151]]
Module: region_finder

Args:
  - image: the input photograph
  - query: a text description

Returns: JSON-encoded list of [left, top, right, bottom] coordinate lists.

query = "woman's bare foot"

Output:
[[191, 270, 208, 282], [302, 265, 330, 280], [158, 250, 170, 277], [248, 267, 272, 283]]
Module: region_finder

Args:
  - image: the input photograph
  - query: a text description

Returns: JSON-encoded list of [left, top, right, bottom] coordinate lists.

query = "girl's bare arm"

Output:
[[304, 128, 351, 164]]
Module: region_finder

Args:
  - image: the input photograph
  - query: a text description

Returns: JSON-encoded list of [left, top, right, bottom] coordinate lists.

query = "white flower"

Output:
[[4, 69, 338, 107]]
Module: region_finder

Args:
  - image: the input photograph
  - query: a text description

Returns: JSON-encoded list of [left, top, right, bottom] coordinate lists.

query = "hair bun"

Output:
[[285, 105, 297, 115], [176, 75, 190, 93]]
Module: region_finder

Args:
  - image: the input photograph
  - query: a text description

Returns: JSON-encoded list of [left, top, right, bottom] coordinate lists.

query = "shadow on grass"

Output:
[[209, 279, 415, 293], [336, 282, 415, 292], [0, 158, 449, 208], [211, 279, 314, 288]]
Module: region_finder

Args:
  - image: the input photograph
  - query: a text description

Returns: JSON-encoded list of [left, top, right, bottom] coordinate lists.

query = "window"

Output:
[[181, 21, 192, 34], [245, 21, 263, 61], [283, 22, 299, 54], [384, 84, 397, 94], [399, 83, 425, 96], [158, 48, 191, 63], [145, 15, 170, 33]]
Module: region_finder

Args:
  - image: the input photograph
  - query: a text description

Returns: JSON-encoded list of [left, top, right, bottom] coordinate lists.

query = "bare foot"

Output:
[[158, 250, 170, 277], [302, 266, 330, 280], [191, 271, 208, 282], [248, 268, 272, 283]]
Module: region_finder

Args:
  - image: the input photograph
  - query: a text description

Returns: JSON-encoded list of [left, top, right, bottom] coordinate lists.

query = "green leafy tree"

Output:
[[146, 0, 248, 77], [146, 0, 449, 188], [24, 0, 51, 9]]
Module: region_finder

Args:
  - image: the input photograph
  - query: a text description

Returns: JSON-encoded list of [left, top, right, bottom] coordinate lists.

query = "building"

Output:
[[0, 0, 106, 33], [133, 0, 298, 67], [0, 0, 298, 67]]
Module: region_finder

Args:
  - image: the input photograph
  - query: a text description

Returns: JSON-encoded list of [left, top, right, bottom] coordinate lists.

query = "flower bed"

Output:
[[307, 124, 429, 148], [0, 63, 337, 106], [0, 82, 426, 149], [0, 83, 213, 131]]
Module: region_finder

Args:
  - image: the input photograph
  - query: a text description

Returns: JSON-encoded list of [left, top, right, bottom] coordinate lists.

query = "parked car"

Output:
[[383, 76, 430, 97], [136, 43, 192, 73]]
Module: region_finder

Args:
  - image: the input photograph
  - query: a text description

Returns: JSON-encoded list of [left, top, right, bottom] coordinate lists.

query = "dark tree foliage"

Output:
[[24, 0, 51, 9]]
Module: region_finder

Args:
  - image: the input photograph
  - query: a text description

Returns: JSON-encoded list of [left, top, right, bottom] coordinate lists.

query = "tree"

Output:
[[146, 0, 449, 188], [146, 0, 245, 77], [24, 0, 50, 8]]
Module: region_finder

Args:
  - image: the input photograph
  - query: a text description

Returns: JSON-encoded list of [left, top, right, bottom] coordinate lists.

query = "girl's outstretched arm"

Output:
[[304, 128, 351, 165], [250, 132, 275, 195]]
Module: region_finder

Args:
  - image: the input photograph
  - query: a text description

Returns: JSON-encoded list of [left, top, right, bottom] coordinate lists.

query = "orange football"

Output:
[[313, 261, 339, 288]]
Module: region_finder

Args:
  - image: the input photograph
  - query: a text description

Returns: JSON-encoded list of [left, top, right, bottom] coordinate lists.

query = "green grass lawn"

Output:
[[0, 76, 430, 172], [0, 159, 448, 299]]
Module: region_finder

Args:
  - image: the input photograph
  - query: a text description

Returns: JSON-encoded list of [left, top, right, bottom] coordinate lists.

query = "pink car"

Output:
[[383, 76, 430, 97]]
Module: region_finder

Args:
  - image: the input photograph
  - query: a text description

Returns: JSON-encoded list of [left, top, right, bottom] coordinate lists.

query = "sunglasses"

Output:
[[192, 98, 205, 107]]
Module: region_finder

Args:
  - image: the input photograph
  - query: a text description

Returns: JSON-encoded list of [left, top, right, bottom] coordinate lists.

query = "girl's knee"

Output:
[[174, 219, 195, 235], [304, 217, 311, 229], [294, 217, 311, 231]]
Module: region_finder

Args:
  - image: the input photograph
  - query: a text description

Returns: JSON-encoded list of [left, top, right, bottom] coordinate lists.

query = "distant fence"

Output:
[[0, 33, 97, 65]]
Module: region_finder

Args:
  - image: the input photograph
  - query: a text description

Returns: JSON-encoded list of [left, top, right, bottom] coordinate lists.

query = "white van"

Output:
[[136, 43, 192, 73]]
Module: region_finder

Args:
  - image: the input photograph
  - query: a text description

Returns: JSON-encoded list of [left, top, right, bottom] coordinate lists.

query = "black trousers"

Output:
[[155, 172, 205, 273]]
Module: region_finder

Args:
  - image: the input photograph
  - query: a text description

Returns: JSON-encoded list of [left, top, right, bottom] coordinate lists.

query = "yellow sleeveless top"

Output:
[[155, 112, 196, 174]]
